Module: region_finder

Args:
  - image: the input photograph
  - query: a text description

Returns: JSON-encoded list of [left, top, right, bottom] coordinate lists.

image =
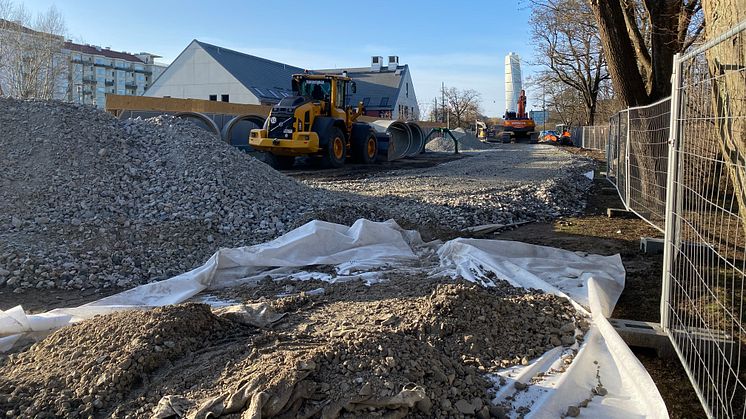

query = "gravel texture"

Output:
[[0, 273, 587, 418], [0, 98, 337, 291], [425, 129, 493, 152], [0, 99, 593, 292], [302, 145, 594, 233]]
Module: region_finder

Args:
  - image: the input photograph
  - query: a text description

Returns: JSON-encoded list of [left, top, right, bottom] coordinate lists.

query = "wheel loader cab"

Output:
[[249, 73, 374, 169]]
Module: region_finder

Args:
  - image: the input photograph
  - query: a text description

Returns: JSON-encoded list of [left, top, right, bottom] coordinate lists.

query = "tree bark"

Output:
[[702, 0, 746, 236], [644, 0, 683, 101], [589, 0, 649, 107]]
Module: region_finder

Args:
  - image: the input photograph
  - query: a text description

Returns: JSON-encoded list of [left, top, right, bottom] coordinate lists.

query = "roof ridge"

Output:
[[194, 40, 304, 71]]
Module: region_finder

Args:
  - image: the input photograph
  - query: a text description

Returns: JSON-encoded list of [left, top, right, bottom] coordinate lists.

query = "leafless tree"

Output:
[[442, 87, 482, 129], [587, 0, 703, 107], [0, 1, 67, 99], [529, 0, 610, 125]]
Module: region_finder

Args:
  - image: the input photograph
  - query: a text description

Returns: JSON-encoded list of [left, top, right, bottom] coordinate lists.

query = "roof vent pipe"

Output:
[[387, 56, 398, 71], [371, 56, 383, 72]]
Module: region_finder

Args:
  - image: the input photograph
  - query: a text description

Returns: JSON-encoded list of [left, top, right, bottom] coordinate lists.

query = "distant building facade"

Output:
[[146, 40, 419, 120], [61, 42, 166, 108], [316, 56, 420, 120], [0, 19, 165, 108]]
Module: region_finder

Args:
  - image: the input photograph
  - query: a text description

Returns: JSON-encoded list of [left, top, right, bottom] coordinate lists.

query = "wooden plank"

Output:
[[104, 94, 272, 116]]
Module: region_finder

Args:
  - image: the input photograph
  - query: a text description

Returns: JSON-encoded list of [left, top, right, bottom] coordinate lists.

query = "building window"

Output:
[[380, 97, 388, 107], [406, 83, 409, 98], [209, 95, 217, 101], [221, 94, 229, 102]]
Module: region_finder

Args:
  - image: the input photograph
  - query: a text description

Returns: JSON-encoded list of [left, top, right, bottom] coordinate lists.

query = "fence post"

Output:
[[660, 53, 682, 331], [625, 111, 631, 209]]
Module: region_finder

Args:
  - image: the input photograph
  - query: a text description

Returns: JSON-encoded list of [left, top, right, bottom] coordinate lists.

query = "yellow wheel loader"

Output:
[[249, 73, 378, 169]]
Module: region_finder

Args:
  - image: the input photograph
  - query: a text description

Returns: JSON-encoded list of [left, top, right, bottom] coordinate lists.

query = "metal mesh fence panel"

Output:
[[581, 125, 609, 151], [627, 98, 671, 232], [617, 109, 629, 206], [662, 20, 746, 419], [571, 127, 583, 147], [607, 113, 622, 192]]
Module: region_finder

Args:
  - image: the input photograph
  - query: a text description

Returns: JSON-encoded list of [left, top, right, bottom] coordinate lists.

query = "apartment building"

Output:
[[62, 42, 166, 108]]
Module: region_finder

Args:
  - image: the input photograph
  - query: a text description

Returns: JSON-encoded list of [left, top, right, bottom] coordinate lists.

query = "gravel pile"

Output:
[[303, 145, 594, 233], [0, 98, 336, 291], [425, 129, 493, 152], [0, 274, 588, 418], [0, 100, 593, 293]]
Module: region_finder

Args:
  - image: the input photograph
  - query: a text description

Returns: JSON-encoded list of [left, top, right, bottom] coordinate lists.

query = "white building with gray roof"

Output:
[[145, 41, 419, 120]]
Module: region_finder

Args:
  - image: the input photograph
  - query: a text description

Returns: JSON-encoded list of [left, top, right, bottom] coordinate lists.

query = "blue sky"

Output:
[[22, 0, 538, 117]]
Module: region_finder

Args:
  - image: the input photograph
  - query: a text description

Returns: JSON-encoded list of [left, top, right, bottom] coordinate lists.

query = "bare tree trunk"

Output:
[[644, 0, 683, 101], [589, 0, 649, 107], [702, 0, 746, 235]]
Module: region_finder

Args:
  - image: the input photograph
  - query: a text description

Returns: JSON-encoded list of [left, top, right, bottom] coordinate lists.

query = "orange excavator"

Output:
[[501, 89, 537, 143]]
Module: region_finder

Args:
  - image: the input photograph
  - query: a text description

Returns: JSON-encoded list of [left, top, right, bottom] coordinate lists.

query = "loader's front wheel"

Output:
[[322, 128, 347, 168], [353, 131, 378, 164]]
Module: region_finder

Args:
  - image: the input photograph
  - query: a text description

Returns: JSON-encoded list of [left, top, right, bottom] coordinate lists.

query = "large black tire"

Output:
[[264, 154, 295, 170], [321, 127, 347, 168], [352, 130, 378, 164], [501, 133, 511, 143]]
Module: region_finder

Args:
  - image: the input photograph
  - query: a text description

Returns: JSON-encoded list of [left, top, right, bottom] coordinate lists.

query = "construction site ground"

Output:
[[0, 142, 703, 417]]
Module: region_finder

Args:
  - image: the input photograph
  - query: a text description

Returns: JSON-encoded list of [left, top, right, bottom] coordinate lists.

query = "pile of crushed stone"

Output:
[[426, 129, 493, 152], [0, 100, 593, 293], [0, 275, 588, 418], [0, 98, 363, 291]]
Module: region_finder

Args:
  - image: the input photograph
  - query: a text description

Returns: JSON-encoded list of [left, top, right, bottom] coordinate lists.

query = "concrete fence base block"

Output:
[[609, 319, 676, 359], [606, 208, 636, 218], [640, 237, 665, 255]]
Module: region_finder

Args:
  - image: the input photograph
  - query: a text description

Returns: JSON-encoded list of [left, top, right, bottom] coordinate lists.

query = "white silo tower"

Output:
[[504, 53, 522, 114]]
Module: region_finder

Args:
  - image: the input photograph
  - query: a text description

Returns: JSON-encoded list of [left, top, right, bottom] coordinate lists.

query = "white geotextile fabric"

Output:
[[0, 219, 667, 418]]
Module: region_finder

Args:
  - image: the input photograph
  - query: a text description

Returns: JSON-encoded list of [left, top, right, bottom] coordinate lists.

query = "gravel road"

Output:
[[300, 145, 593, 234]]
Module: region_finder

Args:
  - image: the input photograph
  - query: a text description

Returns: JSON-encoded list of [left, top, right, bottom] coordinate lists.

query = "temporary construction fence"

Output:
[[605, 99, 671, 233], [607, 109, 630, 214], [602, 19, 745, 418], [580, 125, 609, 151], [661, 20, 746, 419]]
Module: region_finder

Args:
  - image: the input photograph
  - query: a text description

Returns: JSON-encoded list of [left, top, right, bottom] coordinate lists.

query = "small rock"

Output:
[[358, 382, 372, 397], [514, 381, 527, 391], [415, 396, 432, 415], [561, 335, 576, 346], [566, 405, 580, 417], [560, 322, 576, 334], [455, 399, 475, 415], [489, 405, 507, 419]]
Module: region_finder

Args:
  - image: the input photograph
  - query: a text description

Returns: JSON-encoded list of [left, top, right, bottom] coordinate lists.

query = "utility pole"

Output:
[[542, 85, 546, 131], [441, 82, 446, 124]]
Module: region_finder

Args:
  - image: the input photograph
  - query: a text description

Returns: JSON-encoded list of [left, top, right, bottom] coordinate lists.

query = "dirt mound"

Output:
[[0, 98, 332, 291], [426, 129, 493, 152], [0, 304, 241, 417], [0, 275, 586, 418]]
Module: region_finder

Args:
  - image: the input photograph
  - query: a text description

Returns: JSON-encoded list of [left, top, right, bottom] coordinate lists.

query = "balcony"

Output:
[[104, 80, 114, 86]]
